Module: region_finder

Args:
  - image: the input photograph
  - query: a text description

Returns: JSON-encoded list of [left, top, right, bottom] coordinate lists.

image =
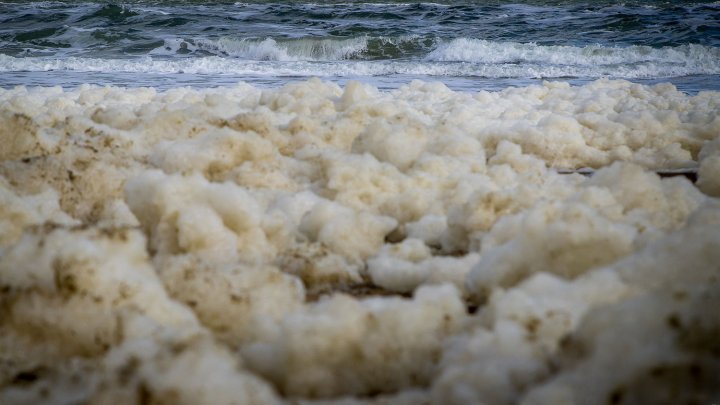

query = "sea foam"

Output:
[[1, 78, 719, 403]]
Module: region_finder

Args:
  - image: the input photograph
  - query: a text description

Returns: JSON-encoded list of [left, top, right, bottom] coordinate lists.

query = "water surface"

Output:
[[1, 1, 718, 92]]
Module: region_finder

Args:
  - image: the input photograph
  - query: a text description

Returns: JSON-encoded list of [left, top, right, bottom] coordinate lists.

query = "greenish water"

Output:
[[1, 1, 718, 91]]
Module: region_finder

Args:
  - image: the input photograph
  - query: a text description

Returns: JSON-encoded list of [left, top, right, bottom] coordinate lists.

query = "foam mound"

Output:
[[1, 78, 719, 404]]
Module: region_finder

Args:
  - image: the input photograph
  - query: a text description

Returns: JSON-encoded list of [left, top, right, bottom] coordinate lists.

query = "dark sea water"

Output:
[[1, 0, 719, 92]]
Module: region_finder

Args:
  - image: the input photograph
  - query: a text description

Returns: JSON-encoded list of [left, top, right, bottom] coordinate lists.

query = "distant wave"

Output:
[[143, 37, 720, 75], [3, 0, 718, 61], [149, 36, 433, 61], [150, 37, 368, 61], [426, 39, 720, 70]]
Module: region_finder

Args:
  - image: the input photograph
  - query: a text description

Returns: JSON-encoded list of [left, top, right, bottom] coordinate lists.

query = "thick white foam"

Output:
[[1, 78, 720, 404]]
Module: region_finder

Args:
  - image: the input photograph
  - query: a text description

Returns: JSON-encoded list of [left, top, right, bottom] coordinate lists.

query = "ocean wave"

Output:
[[141, 37, 720, 71], [151, 37, 368, 61], [149, 35, 431, 61], [2, 51, 719, 80], [426, 39, 720, 70]]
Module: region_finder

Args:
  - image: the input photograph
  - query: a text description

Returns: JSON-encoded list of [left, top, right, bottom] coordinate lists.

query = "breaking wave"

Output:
[[3, 44, 720, 80], [149, 35, 435, 61], [426, 39, 720, 71]]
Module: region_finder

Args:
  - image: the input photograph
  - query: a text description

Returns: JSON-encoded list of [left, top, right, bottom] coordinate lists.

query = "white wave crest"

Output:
[[426, 39, 720, 71], [151, 36, 370, 61]]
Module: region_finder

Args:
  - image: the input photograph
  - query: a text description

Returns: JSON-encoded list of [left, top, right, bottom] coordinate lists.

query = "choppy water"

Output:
[[1, 1, 719, 92]]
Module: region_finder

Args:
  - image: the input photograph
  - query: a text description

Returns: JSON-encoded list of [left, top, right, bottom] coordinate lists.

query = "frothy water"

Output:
[[1, 1, 719, 92]]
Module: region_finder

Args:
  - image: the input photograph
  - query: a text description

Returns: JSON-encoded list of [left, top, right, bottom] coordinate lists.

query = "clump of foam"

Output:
[[242, 284, 466, 398], [92, 327, 283, 405], [431, 269, 630, 405], [368, 238, 480, 294], [1, 78, 719, 403], [466, 161, 705, 300], [299, 199, 398, 262], [523, 286, 720, 405], [698, 138, 720, 197], [125, 170, 279, 264], [0, 177, 76, 247]]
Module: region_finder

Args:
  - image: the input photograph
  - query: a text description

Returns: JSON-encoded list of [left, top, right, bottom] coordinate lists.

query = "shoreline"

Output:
[[2, 73, 720, 96]]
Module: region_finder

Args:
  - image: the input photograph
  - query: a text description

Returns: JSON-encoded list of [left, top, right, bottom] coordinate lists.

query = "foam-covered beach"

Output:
[[1, 78, 719, 403]]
